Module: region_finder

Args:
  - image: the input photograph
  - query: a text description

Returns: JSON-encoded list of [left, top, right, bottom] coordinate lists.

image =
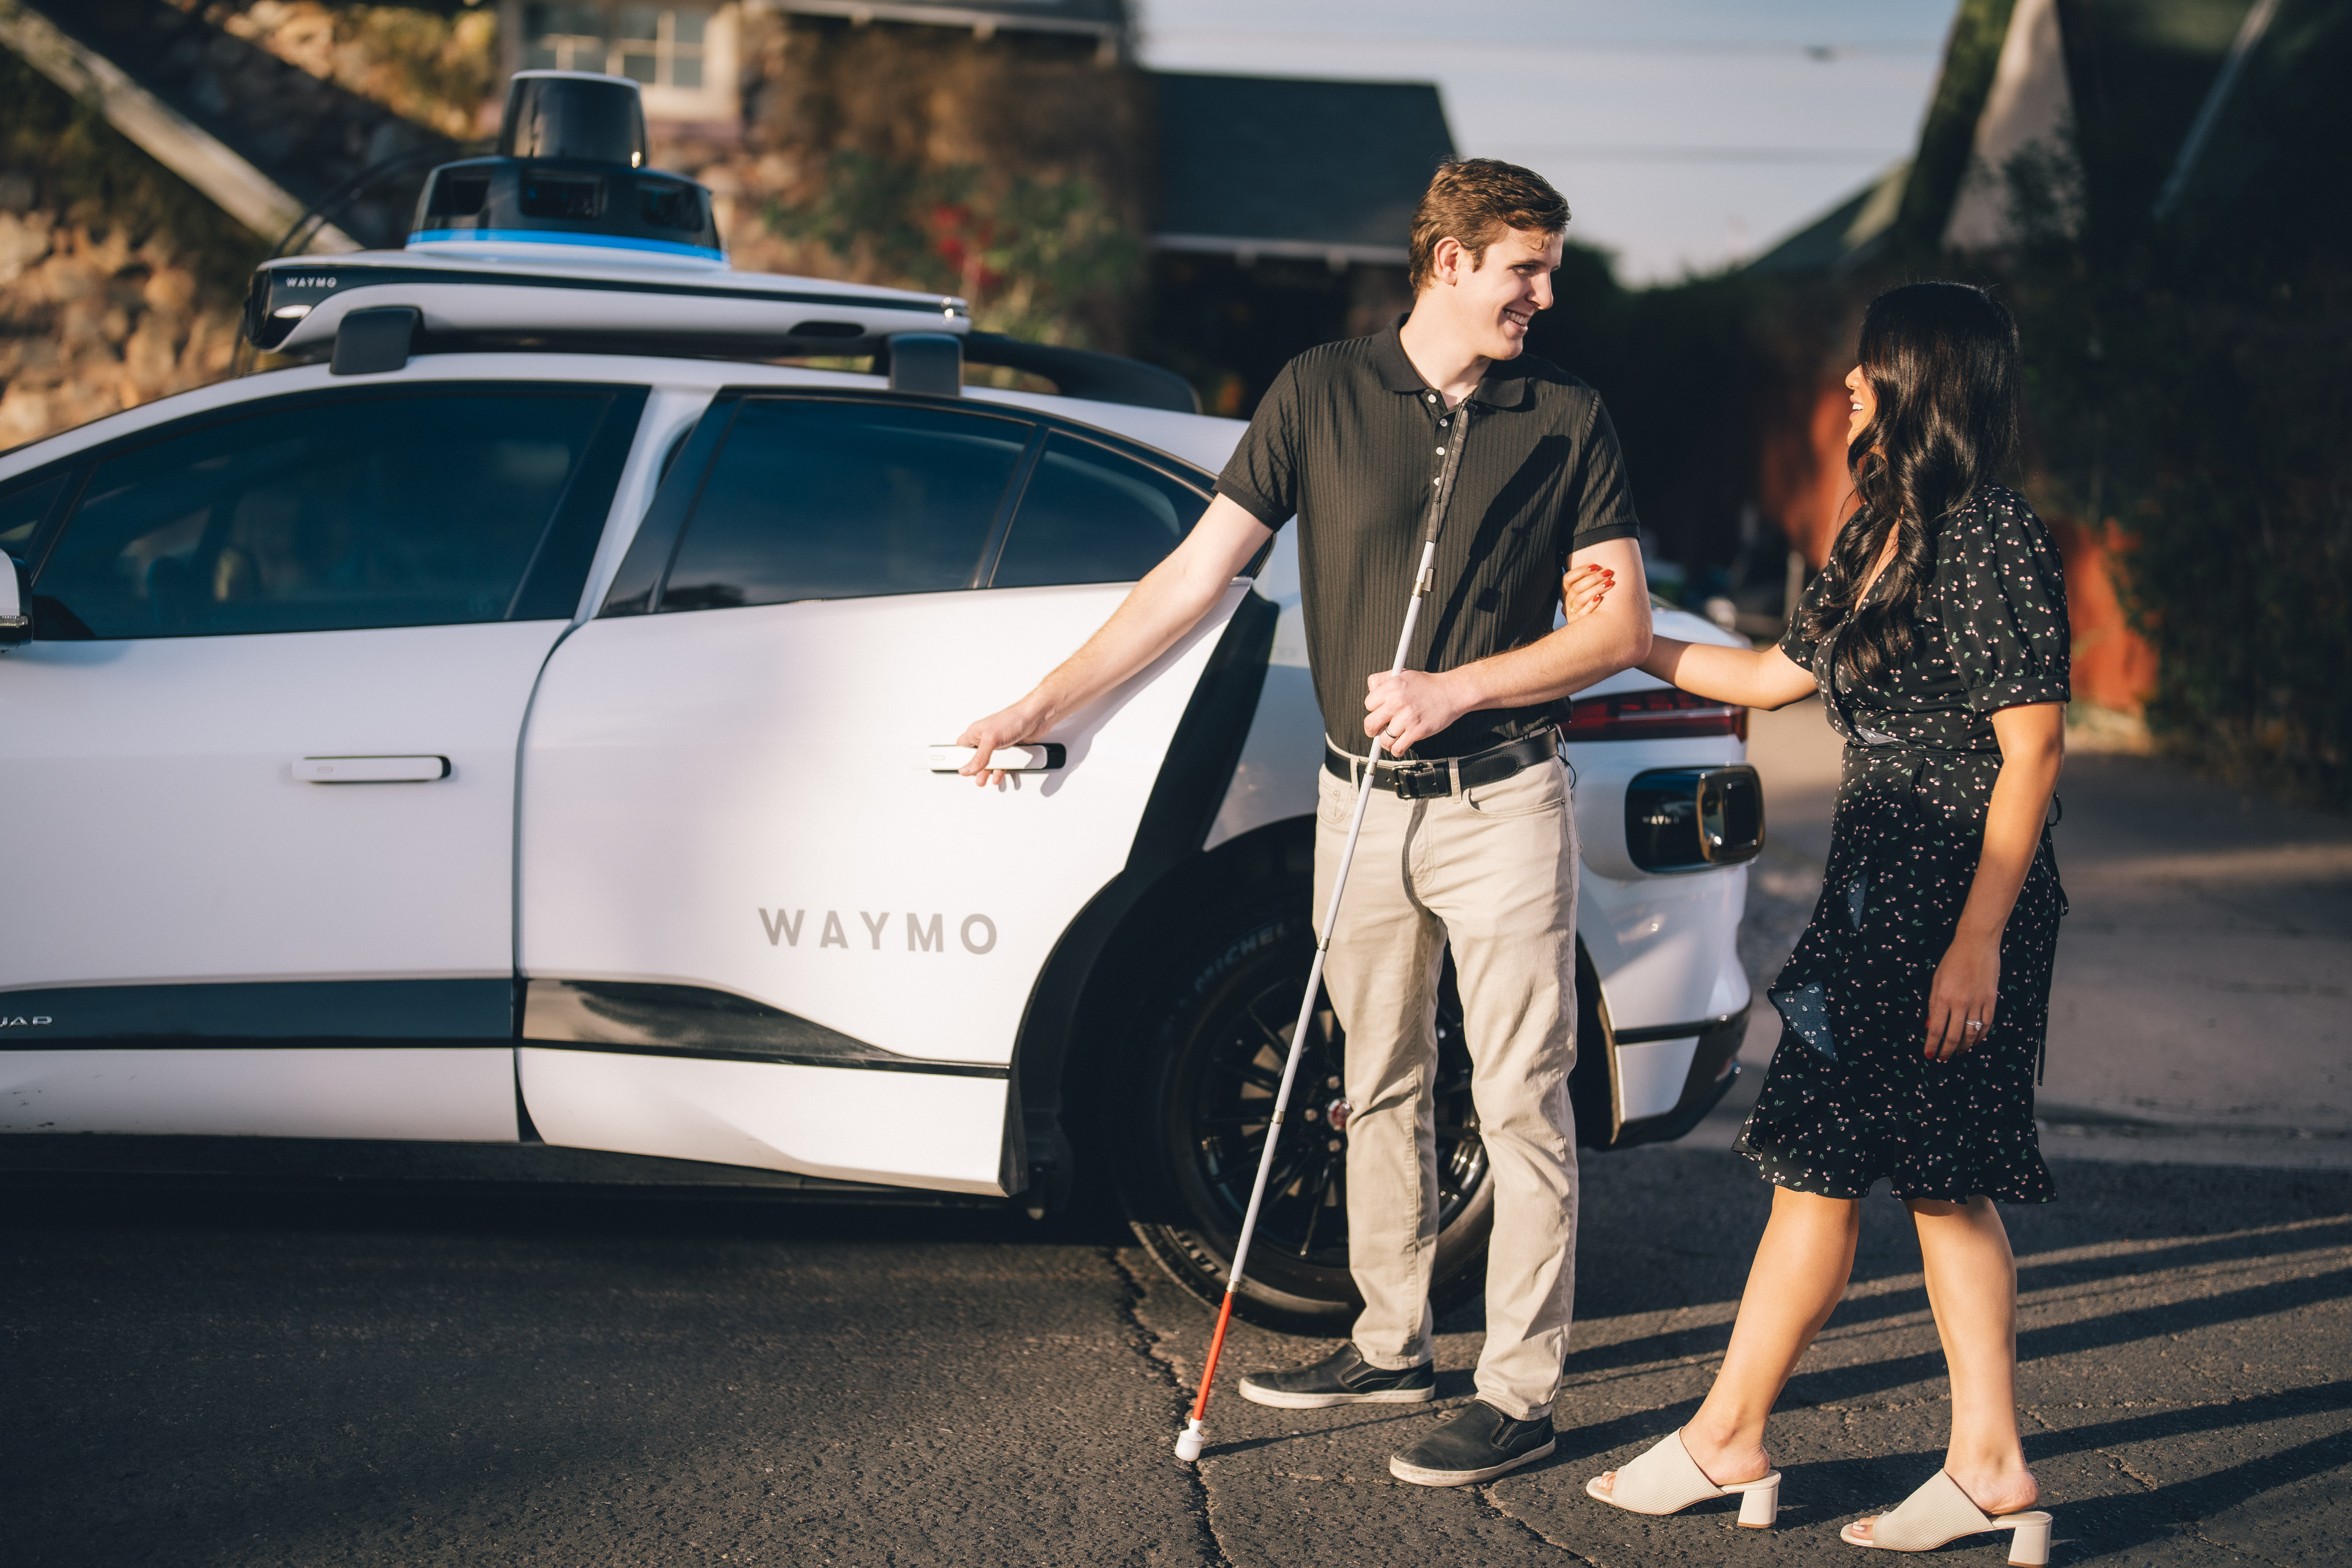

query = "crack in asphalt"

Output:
[[1475, 1477, 1612, 1566], [1101, 1247, 1238, 1568]]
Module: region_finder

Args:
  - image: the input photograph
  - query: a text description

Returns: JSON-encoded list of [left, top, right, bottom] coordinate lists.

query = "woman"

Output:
[[1586, 282, 2069, 1561]]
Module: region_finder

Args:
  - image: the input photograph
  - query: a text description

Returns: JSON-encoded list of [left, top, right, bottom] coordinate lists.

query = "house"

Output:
[[1736, 0, 2327, 716]]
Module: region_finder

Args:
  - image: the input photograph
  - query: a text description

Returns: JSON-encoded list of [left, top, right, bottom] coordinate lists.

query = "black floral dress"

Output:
[[1735, 486, 2071, 1204]]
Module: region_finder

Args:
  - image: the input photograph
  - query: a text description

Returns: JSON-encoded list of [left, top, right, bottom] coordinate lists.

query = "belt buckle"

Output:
[[1390, 760, 1449, 799]]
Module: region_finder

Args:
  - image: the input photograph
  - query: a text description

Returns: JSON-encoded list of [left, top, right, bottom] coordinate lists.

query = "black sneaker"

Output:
[[1387, 1400, 1556, 1487], [1237, 1344, 1437, 1409]]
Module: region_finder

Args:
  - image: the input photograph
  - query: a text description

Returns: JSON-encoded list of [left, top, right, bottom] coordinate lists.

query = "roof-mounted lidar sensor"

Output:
[[406, 71, 723, 266]]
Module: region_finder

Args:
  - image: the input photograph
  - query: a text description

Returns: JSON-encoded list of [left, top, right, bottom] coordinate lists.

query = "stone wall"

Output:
[[201, 0, 498, 141], [0, 54, 259, 450], [0, 2, 489, 451], [0, 197, 244, 449]]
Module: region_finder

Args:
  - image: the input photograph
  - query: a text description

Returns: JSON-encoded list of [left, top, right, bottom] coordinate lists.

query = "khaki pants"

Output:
[[1313, 752, 1579, 1421]]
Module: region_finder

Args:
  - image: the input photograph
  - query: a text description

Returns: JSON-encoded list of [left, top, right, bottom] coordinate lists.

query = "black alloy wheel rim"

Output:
[[1188, 959, 1488, 1269]]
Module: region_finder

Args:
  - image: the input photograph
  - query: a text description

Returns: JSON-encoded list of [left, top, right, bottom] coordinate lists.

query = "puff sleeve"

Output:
[[1950, 491, 2072, 713]]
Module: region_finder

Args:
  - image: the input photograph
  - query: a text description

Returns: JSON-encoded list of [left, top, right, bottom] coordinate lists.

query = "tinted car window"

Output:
[[35, 393, 609, 638], [991, 433, 1207, 589], [0, 472, 67, 560], [660, 400, 1027, 610]]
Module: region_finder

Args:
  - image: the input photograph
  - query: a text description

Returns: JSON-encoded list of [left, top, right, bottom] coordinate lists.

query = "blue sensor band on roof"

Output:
[[408, 229, 726, 262]]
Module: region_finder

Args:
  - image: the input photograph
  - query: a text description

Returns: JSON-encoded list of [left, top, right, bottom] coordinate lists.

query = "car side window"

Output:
[[659, 399, 1028, 610], [990, 433, 1208, 589], [0, 472, 67, 560], [33, 391, 613, 639]]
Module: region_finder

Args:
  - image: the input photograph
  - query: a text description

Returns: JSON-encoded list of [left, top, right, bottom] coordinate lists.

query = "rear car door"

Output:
[[516, 392, 1252, 1193], [0, 382, 643, 1140]]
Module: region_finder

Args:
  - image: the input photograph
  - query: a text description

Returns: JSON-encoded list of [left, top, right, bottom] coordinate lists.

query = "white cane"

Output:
[[1176, 398, 1473, 1462]]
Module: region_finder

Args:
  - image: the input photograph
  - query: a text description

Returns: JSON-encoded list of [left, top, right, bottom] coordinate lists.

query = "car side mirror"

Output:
[[0, 553, 29, 649]]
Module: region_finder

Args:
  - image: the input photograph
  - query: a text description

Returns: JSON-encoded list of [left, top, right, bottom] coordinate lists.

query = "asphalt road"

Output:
[[5, 710, 2349, 1567], [5, 1159, 2347, 1567]]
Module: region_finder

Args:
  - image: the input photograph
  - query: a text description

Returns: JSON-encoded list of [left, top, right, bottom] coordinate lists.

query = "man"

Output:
[[956, 159, 1651, 1486]]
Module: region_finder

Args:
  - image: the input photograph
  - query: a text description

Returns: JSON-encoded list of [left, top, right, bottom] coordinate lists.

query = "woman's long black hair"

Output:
[[1804, 282, 2023, 680]]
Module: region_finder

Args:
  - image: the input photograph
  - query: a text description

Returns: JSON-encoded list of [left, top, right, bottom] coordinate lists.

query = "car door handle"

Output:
[[926, 744, 1064, 773], [294, 755, 451, 783]]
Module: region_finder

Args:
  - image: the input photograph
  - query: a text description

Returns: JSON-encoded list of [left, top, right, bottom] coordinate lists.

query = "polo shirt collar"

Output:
[[1374, 314, 1536, 412]]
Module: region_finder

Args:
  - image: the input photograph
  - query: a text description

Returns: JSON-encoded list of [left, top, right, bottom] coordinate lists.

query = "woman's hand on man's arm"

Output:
[[1365, 539, 1652, 750]]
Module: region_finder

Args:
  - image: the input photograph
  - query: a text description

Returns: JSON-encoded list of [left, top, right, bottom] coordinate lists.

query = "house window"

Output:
[[521, 3, 711, 93]]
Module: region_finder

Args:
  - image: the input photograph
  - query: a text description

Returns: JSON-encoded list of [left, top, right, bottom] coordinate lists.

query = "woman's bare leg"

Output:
[[1596, 1186, 1860, 1493], [1847, 1195, 2038, 1542]]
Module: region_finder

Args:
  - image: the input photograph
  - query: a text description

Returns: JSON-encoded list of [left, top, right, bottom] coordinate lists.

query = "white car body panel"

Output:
[[519, 582, 1245, 1068], [1614, 1036, 1705, 1122], [1, 620, 561, 989], [515, 1049, 1009, 1193], [0, 1047, 516, 1140]]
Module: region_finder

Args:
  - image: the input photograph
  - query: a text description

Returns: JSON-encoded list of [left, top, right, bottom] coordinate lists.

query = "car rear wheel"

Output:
[[1119, 886, 1494, 1335]]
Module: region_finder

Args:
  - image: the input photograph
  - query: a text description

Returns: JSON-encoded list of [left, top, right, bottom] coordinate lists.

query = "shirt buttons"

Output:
[[1426, 393, 1437, 402]]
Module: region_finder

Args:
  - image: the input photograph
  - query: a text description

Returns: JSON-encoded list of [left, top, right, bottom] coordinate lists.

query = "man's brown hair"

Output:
[[1407, 158, 1571, 293]]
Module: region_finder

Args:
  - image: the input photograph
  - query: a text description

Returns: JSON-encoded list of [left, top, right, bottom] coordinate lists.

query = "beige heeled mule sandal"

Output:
[[1584, 1429, 1781, 1528], [1840, 1470, 2053, 1565]]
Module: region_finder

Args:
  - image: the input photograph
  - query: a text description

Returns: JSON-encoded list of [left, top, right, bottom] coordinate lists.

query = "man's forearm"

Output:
[[960, 499, 1270, 779], [1023, 554, 1235, 727], [1447, 613, 1652, 712], [1360, 538, 1653, 751]]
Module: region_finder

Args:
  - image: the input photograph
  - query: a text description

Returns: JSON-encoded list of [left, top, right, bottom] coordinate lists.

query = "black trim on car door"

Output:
[[507, 384, 650, 620], [520, 979, 1010, 1078], [0, 979, 516, 1044], [1125, 589, 1279, 877], [597, 391, 743, 616]]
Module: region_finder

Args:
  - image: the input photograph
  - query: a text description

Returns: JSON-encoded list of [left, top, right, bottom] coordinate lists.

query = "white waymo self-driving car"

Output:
[[0, 73, 1763, 1329]]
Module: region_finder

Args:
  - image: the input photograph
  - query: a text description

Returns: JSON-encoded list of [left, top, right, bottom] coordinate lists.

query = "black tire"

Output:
[[1118, 884, 1494, 1335]]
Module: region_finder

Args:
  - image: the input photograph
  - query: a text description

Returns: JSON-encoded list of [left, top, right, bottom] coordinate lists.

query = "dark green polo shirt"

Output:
[[1216, 318, 1641, 759]]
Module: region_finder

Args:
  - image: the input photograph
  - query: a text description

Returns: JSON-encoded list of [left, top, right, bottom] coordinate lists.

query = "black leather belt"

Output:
[[1324, 732, 1557, 800]]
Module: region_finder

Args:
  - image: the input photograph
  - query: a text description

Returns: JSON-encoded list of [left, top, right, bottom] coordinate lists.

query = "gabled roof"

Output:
[[1150, 73, 1455, 265], [1745, 162, 1910, 276], [1745, 0, 2321, 271]]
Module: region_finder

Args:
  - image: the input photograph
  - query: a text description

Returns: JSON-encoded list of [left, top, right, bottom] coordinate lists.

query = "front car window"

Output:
[[34, 392, 612, 638], [0, 473, 66, 561]]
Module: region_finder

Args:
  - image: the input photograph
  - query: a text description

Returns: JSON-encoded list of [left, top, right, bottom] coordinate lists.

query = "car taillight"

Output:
[[1560, 687, 1747, 741]]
